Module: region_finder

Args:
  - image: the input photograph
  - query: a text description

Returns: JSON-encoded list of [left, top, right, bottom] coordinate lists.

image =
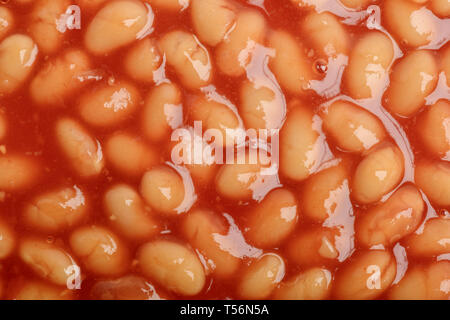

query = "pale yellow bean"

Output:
[[138, 240, 205, 296], [85, 0, 151, 55], [352, 143, 404, 204], [302, 161, 350, 222], [19, 238, 79, 286], [339, 0, 374, 9], [142, 83, 183, 143], [29, 0, 70, 54], [333, 250, 396, 300], [56, 118, 105, 178], [216, 9, 266, 77], [384, 50, 438, 117], [0, 34, 38, 95], [70, 226, 130, 276], [79, 82, 141, 128], [182, 209, 241, 278], [273, 268, 332, 300], [404, 217, 450, 257], [75, 0, 108, 11], [90, 275, 167, 300], [104, 184, 160, 241], [0, 218, 15, 259], [30, 50, 91, 107], [159, 30, 212, 89], [344, 31, 394, 99], [189, 95, 241, 147], [356, 184, 425, 247], [190, 0, 236, 46], [124, 38, 162, 83], [268, 29, 314, 95], [388, 261, 450, 300], [323, 100, 387, 152], [0, 155, 40, 191], [430, 0, 450, 17], [301, 11, 349, 58], [415, 160, 450, 206], [287, 227, 340, 267], [11, 281, 75, 300], [140, 166, 185, 215], [22, 186, 89, 233], [244, 188, 298, 248], [383, 0, 437, 48], [416, 100, 450, 158], [105, 133, 158, 178], [280, 101, 322, 181], [238, 253, 285, 300], [240, 80, 285, 131]]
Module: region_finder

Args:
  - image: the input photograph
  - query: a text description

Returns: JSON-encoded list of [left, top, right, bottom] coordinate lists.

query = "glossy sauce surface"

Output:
[[0, 0, 449, 300]]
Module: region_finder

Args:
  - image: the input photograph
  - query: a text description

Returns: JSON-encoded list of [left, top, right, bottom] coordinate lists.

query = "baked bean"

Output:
[[104, 184, 160, 241], [0, 218, 15, 259], [415, 160, 450, 206], [388, 261, 450, 300], [356, 184, 425, 247], [19, 238, 79, 286], [159, 30, 212, 89], [0, 274, 3, 299], [280, 101, 323, 181], [416, 100, 450, 158], [352, 142, 404, 204], [142, 83, 183, 143], [105, 132, 158, 177], [70, 226, 130, 276], [268, 29, 314, 95], [215, 154, 275, 201], [240, 80, 285, 131], [0, 34, 38, 95], [238, 253, 285, 300], [147, 0, 189, 11], [11, 280, 74, 300], [333, 250, 397, 300], [383, 0, 437, 48], [189, 95, 241, 147], [140, 166, 186, 215], [182, 209, 241, 278], [124, 38, 162, 83], [287, 227, 340, 267], [404, 217, 450, 257], [0, 112, 6, 140], [30, 50, 91, 106], [56, 118, 105, 178], [191, 0, 236, 46], [79, 82, 141, 128], [323, 100, 387, 152], [85, 0, 152, 55], [301, 12, 349, 59], [244, 188, 298, 248], [29, 0, 70, 54], [216, 9, 267, 77], [273, 268, 332, 300], [430, 0, 450, 17], [302, 161, 350, 222], [344, 31, 394, 99], [0, 7, 13, 41], [339, 0, 373, 9], [137, 240, 205, 296], [22, 186, 88, 233], [0, 155, 39, 191], [384, 50, 438, 117], [91, 275, 167, 300]]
